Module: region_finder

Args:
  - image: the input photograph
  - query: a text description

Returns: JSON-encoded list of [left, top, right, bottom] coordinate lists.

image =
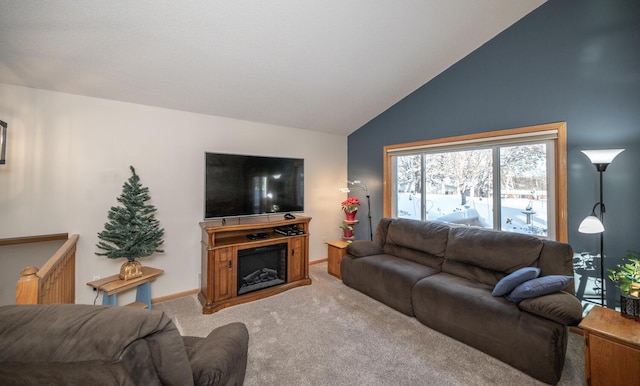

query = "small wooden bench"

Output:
[[87, 266, 163, 310]]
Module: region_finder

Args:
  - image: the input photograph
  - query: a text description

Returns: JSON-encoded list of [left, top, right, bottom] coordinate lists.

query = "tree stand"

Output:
[[120, 260, 143, 280]]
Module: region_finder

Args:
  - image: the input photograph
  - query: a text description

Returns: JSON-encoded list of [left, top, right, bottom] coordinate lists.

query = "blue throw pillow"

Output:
[[492, 267, 541, 297], [506, 275, 574, 303]]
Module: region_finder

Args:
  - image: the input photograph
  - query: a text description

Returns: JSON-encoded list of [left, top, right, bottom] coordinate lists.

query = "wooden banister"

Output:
[[15, 234, 79, 305], [0, 233, 68, 246], [15, 266, 40, 304]]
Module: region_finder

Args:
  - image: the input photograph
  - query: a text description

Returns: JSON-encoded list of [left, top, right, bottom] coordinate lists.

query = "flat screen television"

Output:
[[205, 152, 304, 219]]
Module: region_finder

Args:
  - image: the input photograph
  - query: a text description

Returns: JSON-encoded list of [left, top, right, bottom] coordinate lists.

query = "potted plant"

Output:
[[339, 223, 354, 239], [341, 196, 361, 221], [96, 166, 165, 280], [608, 249, 640, 319]]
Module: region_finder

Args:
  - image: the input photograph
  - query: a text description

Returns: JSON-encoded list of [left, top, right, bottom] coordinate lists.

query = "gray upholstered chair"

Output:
[[0, 304, 248, 385]]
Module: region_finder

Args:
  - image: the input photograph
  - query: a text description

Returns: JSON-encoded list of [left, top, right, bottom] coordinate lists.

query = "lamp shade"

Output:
[[578, 214, 605, 234], [581, 149, 624, 165]]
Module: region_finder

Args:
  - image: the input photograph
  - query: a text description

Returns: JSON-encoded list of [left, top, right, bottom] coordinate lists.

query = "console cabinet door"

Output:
[[213, 247, 234, 302], [586, 333, 640, 386], [288, 237, 305, 282]]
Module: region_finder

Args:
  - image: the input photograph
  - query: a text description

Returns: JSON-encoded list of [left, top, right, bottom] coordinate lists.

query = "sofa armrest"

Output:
[[518, 291, 583, 326], [183, 322, 249, 386], [346, 240, 383, 257]]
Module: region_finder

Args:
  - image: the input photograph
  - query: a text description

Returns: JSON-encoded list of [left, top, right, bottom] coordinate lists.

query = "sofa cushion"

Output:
[[412, 273, 567, 384], [383, 219, 449, 269], [506, 275, 574, 303], [184, 322, 249, 386], [538, 240, 576, 294], [444, 226, 543, 272], [346, 240, 383, 257], [518, 292, 583, 326], [340, 254, 439, 316], [440, 259, 504, 288], [385, 219, 449, 256], [492, 267, 541, 296]]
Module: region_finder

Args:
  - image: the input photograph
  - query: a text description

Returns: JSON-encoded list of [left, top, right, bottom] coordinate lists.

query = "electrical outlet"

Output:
[[91, 275, 101, 291]]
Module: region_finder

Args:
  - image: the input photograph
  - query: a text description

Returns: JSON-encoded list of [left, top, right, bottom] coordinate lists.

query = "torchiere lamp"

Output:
[[0, 120, 7, 165], [578, 149, 624, 307]]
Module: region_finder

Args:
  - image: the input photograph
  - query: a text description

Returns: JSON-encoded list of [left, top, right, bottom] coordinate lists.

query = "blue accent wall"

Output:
[[348, 0, 640, 299]]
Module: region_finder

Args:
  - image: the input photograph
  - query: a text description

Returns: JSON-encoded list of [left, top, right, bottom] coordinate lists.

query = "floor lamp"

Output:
[[0, 120, 7, 165], [578, 149, 624, 307], [341, 180, 373, 241]]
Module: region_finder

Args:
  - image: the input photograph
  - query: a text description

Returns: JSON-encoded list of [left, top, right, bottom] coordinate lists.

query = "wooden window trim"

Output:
[[383, 122, 568, 242]]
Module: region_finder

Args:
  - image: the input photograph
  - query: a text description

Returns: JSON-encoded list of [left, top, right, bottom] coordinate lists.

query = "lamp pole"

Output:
[[597, 168, 606, 307], [348, 180, 373, 241], [365, 193, 373, 241]]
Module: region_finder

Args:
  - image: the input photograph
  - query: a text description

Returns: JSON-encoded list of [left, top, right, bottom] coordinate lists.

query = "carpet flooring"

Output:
[[154, 262, 584, 385]]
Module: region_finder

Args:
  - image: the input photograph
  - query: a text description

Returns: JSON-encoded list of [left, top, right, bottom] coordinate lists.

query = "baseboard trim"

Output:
[[569, 326, 583, 336], [152, 288, 199, 304], [310, 258, 327, 265]]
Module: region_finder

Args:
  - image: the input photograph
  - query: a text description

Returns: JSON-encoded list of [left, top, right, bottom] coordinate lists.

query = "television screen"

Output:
[[205, 153, 304, 219]]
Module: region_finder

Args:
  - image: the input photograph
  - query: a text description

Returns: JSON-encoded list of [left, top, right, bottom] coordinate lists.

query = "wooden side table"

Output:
[[579, 305, 640, 386], [87, 266, 164, 310], [327, 240, 349, 279]]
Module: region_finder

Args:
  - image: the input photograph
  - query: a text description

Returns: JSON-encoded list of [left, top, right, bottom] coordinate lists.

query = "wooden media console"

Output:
[[199, 215, 311, 314]]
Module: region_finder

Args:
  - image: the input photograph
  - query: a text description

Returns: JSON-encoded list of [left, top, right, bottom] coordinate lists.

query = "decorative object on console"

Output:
[[608, 249, 640, 319], [578, 148, 624, 307], [96, 166, 165, 280], [0, 120, 6, 164]]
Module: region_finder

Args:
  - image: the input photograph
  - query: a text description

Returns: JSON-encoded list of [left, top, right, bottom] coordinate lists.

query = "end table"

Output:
[[327, 240, 349, 279], [579, 305, 640, 386]]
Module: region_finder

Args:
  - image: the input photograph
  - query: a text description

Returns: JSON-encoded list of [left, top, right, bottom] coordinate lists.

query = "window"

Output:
[[384, 123, 567, 241]]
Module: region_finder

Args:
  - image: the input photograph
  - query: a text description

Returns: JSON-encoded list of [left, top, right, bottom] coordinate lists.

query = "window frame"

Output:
[[383, 122, 568, 242]]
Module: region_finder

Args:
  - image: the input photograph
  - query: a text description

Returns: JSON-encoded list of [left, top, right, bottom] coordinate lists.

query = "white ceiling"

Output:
[[0, 1, 545, 135]]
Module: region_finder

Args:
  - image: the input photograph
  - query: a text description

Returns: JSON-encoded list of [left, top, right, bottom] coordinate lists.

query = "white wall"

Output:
[[0, 83, 348, 305]]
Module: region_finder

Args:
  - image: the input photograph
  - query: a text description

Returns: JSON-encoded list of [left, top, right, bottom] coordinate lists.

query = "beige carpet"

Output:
[[154, 263, 584, 386]]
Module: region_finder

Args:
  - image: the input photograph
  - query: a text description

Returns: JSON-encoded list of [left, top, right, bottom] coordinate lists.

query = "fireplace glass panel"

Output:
[[237, 243, 287, 296]]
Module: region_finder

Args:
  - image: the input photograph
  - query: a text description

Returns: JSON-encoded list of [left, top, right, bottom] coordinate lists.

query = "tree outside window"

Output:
[[393, 141, 553, 238]]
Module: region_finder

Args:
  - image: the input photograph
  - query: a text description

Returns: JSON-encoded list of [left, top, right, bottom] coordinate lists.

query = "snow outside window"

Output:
[[384, 123, 567, 241]]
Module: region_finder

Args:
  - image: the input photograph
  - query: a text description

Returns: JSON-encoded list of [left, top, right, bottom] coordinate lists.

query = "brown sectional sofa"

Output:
[[341, 218, 582, 385]]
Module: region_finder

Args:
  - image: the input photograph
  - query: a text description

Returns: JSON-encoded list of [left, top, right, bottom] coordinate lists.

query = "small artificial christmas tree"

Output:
[[96, 166, 165, 279]]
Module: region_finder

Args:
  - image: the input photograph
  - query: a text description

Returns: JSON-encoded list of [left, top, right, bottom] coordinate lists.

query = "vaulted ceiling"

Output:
[[0, 1, 545, 135]]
